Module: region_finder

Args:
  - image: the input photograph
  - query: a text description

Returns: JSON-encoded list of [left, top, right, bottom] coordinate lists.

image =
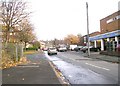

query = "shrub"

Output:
[[25, 47, 38, 51], [1, 50, 14, 68]]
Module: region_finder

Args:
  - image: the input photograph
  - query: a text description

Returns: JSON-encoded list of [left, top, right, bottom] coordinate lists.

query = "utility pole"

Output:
[[86, 2, 90, 56]]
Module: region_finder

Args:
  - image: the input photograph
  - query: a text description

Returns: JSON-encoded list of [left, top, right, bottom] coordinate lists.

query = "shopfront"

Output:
[[89, 30, 120, 51]]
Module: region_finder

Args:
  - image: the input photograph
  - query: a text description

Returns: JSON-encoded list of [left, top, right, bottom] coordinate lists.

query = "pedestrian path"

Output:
[[2, 53, 61, 84], [80, 52, 119, 63]]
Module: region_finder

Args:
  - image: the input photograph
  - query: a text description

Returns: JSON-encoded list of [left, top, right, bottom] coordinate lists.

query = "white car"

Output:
[[47, 47, 57, 55], [58, 47, 67, 52], [69, 45, 77, 51]]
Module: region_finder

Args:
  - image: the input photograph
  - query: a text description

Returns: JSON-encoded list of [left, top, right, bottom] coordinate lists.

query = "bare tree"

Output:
[[1, 0, 30, 43], [18, 19, 36, 50]]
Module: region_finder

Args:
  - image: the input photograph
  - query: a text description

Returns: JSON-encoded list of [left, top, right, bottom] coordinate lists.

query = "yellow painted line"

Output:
[[49, 61, 70, 85]]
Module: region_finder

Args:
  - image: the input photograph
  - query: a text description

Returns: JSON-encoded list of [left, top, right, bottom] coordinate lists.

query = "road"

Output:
[[44, 51, 118, 85]]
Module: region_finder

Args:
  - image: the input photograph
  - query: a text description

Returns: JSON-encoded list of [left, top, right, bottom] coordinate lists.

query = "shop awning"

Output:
[[89, 30, 120, 41]]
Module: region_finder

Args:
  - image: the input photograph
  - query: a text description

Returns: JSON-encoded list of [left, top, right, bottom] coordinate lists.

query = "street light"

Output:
[[86, 2, 90, 56]]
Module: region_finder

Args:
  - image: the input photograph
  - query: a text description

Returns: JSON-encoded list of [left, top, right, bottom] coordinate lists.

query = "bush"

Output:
[[25, 47, 38, 51], [1, 50, 14, 68]]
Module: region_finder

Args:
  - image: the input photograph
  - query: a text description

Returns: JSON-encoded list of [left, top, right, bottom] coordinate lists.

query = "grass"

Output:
[[23, 50, 43, 55]]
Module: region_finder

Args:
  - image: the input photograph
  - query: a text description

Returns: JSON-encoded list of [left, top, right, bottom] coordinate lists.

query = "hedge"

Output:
[[24, 47, 38, 51]]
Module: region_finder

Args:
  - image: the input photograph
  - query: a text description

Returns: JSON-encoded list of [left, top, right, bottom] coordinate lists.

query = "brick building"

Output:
[[100, 11, 120, 34], [80, 31, 101, 46], [89, 10, 120, 51]]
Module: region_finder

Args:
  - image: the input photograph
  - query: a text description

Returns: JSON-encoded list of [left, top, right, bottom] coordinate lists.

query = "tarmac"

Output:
[[2, 52, 63, 85]]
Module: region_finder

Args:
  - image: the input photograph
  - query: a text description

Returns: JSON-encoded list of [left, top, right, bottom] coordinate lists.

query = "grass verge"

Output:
[[23, 50, 43, 55]]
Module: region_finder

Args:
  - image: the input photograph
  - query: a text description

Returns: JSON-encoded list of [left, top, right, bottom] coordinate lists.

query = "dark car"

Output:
[[74, 46, 83, 52], [80, 46, 100, 53]]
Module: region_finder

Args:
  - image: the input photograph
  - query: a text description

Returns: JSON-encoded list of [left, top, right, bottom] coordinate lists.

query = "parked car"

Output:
[[57, 46, 67, 52], [74, 46, 83, 51], [80, 46, 100, 53], [47, 47, 57, 55], [69, 45, 77, 51], [43, 47, 48, 51]]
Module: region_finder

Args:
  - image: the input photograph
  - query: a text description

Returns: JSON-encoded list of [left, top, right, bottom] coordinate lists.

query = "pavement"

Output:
[[2, 52, 62, 85], [81, 51, 119, 63]]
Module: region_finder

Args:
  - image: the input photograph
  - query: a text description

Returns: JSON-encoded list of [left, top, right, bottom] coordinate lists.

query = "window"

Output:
[[107, 18, 113, 23], [106, 15, 120, 24], [116, 15, 120, 20]]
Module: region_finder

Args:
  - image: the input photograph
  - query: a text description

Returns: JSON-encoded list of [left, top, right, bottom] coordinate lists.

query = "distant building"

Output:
[[89, 31, 101, 37], [40, 41, 46, 49], [26, 43, 33, 48], [81, 31, 101, 46]]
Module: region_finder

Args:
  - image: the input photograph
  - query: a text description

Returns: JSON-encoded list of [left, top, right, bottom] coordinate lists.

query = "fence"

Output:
[[2, 43, 23, 62]]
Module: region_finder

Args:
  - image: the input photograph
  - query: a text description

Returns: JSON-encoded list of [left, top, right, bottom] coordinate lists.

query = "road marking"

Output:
[[48, 61, 70, 85], [22, 78, 25, 80], [7, 74, 10, 76], [68, 75, 72, 77], [85, 63, 110, 71], [32, 63, 37, 64], [16, 66, 39, 68]]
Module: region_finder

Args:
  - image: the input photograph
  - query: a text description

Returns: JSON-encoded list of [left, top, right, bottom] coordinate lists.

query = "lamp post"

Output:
[[86, 2, 90, 56]]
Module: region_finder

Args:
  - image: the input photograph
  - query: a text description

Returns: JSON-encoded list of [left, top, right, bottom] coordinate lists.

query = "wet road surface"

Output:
[[44, 51, 118, 84]]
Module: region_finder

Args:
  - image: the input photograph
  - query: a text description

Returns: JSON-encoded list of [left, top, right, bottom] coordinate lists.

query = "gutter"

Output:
[[49, 61, 71, 86]]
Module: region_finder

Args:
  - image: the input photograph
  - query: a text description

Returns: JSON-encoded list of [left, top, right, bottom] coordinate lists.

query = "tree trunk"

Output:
[[24, 42, 27, 51]]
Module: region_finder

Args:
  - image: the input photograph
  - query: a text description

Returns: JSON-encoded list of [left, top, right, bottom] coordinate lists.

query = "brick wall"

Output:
[[100, 11, 120, 34], [89, 31, 101, 37]]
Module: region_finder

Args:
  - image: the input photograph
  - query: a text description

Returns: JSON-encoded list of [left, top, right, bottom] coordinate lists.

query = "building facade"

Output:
[[80, 31, 101, 46], [89, 11, 120, 51], [100, 11, 120, 34]]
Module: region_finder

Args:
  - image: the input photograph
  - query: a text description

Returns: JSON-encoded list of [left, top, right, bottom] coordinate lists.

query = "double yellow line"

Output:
[[49, 61, 70, 86]]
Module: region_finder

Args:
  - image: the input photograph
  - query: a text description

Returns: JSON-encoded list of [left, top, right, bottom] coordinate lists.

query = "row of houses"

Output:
[[81, 10, 120, 52]]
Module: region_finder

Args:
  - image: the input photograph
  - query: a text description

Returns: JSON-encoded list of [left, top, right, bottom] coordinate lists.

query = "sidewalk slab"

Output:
[[80, 52, 119, 63]]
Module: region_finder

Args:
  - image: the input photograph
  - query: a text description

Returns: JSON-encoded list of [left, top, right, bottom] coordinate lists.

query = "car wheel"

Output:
[[97, 49, 99, 52], [83, 51, 86, 53]]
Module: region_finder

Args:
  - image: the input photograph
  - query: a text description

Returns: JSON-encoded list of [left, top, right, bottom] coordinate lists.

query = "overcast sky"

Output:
[[27, 0, 120, 41]]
